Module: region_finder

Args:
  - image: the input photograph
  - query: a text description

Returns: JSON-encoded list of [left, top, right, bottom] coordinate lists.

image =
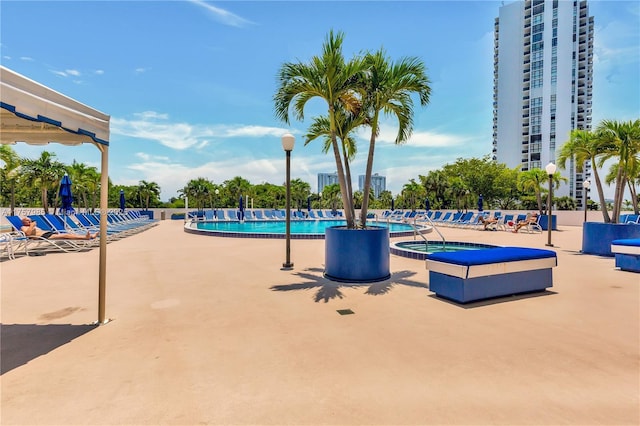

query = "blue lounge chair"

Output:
[[5, 215, 90, 254]]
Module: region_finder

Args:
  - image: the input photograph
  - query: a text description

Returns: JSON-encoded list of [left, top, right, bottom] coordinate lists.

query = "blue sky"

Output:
[[1, 0, 639, 201]]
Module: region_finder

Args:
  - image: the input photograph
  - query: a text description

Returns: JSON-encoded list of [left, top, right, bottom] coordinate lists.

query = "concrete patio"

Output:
[[1, 220, 638, 425]]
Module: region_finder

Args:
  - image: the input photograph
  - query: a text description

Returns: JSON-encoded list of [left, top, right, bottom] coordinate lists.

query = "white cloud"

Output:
[[19, 56, 33, 61], [134, 67, 150, 74], [188, 0, 253, 28], [49, 69, 82, 78], [111, 112, 290, 150], [355, 122, 472, 148]]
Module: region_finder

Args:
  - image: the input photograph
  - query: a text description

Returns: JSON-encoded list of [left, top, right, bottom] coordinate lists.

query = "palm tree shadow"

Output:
[[270, 268, 427, 302], [1, 323, 97, 375]]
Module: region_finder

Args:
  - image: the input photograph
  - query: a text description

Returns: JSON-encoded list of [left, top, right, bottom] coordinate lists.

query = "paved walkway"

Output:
[[1, 220, 638, 425]]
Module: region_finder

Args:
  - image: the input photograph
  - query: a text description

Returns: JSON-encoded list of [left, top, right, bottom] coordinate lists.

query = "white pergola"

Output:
[[0, 65, 111, 324]]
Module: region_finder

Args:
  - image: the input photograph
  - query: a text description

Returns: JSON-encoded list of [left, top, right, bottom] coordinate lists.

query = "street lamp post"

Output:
[[282, 133, 295, 269], [583, 180, 590, 223], [545, 162, 557, 247], [214, 188, 219, 220]]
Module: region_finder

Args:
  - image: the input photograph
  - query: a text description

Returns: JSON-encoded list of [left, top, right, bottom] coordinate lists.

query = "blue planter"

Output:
[[538, 214, 557, 231], [324, 226, 390, 283], [139, 210, 154, 220], [582, 222, 640, 256]]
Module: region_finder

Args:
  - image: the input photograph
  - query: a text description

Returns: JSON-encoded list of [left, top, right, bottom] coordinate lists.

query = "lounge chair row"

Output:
[[2, 211, 157, 259], [189, 209, 344, 221], [381, 210, 543, 233]]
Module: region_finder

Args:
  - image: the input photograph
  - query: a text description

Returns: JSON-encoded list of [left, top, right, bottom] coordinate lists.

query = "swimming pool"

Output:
[[185, 219, 428, 239], [391, 240, 499, 260]]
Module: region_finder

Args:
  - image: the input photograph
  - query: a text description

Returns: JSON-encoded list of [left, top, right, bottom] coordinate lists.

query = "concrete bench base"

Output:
[[426, 247, 557, 303], [611, 239, 640, 273]]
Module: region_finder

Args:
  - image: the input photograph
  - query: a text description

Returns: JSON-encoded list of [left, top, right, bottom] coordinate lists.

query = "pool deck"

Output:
[[1, 220, 638, 425]]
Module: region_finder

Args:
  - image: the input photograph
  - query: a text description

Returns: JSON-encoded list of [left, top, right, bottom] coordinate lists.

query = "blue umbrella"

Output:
[[477, 194, 484, 212], [238, 195, 245, 221], [59, 174, 74, 214], [307, 196, 311, 212], [425, 198, 431, 211], [391, 198, 395, 211], [119, 189, 126, 212]]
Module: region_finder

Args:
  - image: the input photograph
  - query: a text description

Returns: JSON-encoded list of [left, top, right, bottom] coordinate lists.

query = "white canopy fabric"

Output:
[[0, 65, 111, 324]]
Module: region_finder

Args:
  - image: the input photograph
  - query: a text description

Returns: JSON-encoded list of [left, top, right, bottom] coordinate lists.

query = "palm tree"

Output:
[[401, 179, 425, 211], [274, 30, 367, 229], [67, 160, 99, 212], [420, 170, 450, 209], [558, 128, 613, 222], [0, 145, 22, 215], [518, 169, 550, 214], [21, 151, 66, 214], [224, 176, 251, 208], [359, 49, 431, 226], [305, 110, 362, 219], [137, 180, 161, 210], [596, 119, 640, 222], [322, 183, 342, 213], [180, 178, 213, 211]]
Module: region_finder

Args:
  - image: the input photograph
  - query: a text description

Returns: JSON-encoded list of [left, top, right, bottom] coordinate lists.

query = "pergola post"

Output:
[[98, 144, 109, 324]]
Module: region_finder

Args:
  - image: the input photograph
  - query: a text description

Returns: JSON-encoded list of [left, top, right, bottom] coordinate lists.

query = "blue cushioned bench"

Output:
[[426, 247, 557, 303], [611, 239, 640, 273]]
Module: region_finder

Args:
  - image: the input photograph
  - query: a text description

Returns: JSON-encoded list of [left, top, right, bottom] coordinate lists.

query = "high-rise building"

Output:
[[492, 0, 594, 207], [317, 172, 339, 193], [358, 173, 386, 199]]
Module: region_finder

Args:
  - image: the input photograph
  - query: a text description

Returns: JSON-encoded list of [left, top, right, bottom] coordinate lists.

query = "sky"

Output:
[[1, 0, 639, 201]]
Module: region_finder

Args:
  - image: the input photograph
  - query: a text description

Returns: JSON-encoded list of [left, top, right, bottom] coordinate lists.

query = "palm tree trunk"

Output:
[[329, 129, 354, 228], [627, 180, 639, 214], [10, 183, 15, 216], [343, 150, 355, 220], [591, 163, 611, 222], [360, 119, 378, 227], [536, 189, 544, 214], [42, 188, 49, 214], [612, 166, 625, 222]]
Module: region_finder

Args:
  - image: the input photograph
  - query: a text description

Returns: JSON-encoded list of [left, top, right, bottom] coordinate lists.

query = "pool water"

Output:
[[189, 219, 425, 239], [391, 240, 498, 260]]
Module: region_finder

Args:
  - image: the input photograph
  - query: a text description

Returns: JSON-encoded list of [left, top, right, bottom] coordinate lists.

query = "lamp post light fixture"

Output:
[[583, 180, 590, 223], [214, 188, 219, 220], [282, 133, 295, 269], [545, 162, 557, 247]]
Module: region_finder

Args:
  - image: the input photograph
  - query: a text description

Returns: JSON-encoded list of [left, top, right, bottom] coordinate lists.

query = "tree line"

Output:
[[1, 119, 637, 221]]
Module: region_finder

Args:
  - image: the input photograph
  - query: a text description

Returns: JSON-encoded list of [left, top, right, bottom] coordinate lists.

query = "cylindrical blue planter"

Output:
[[538, 214, 557, 231], [582, 222, 640, 256], [324, 226, 391, 283]]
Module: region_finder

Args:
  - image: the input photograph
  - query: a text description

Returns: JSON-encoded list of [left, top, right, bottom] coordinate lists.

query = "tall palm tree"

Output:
[[401, 179, 425, 212], [274, 30, 367, 229], [67, 160, 99, 212], [0, 145, 22, 215], [304, 110, 362, 219], [557, 128, 612, 222], [419, 170, 449, 209], [224, 176, 251, 208], [21, 151, 66, 214], [518, 169, 550, 214], [596, 119, 640, 222], [180, 178, 213, 211], [137, 180, 161, 210], [359, 49, 431, 226]]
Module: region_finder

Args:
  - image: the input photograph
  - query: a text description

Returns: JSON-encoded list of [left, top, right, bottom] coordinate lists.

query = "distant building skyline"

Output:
[[318, 172, 387, 198], [358, 173, 386, 199]]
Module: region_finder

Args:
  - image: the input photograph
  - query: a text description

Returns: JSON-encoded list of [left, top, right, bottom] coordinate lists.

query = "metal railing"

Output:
[[413, 214, 446, 252]]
